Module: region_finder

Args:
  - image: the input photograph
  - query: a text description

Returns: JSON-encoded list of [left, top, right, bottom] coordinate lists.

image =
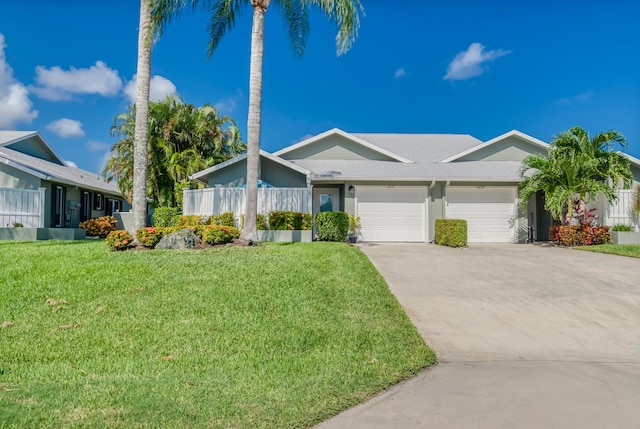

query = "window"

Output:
[[105, 199, 121, 216], [319, 193, 334, 212], [54, 186, 65, 227], [93, 193, 103, 210], [81, 191, 92, 221]]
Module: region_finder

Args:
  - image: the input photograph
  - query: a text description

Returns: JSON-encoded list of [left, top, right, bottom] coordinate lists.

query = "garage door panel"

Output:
[[446, 187, 516, 243], [357, 186, 426, 242]]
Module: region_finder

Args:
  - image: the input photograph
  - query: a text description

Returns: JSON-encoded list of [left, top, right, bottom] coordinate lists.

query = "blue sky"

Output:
[[1, 0, 639, 174]]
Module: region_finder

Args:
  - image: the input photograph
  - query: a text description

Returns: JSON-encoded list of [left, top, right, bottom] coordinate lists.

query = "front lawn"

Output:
[[575, 244, 640, 259], [0, 241, 434, 428]]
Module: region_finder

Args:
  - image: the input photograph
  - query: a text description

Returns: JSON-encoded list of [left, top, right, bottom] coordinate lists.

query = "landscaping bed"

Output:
[[0, 240, 434, 428]]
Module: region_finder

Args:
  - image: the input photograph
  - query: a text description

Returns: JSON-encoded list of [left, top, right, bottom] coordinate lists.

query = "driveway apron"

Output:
[[316, 243, 640, 429]]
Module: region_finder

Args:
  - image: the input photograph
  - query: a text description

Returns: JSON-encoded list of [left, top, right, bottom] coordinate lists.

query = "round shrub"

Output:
[[315, 211, 349, 242], [135, 227, 165, 248], [202, 225, 240, 245], [79, 215, 117, 238], [106, 230, 134, 251]]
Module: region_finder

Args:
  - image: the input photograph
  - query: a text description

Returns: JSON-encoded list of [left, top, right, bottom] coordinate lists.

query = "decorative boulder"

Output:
[[155, 228, 201, 250]]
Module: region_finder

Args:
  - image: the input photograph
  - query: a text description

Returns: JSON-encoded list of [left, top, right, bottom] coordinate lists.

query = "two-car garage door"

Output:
[[354, 185, 517, 243], [356, 186, 426, 242], [446, 186, 517, 243]]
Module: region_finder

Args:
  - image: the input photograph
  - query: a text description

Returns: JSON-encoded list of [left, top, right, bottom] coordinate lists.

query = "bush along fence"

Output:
[[434, 219, 467, 248]]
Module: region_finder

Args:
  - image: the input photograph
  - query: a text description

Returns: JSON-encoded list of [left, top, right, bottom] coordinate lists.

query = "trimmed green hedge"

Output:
[[153, 207, 180, 227], [435, 219, 467, 247], [315, 211, 349, 242]]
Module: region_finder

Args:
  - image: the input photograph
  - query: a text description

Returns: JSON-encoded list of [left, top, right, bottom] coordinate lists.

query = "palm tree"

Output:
[[104, 96, 244, 207], [153, 0, 363, 243], [520, 126, 633, 225], [133, 0, 154, 232]]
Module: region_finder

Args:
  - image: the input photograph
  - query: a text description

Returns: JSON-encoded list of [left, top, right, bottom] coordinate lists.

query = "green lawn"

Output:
[[575, 244, 640, 258], [0, 240, 434, 428]]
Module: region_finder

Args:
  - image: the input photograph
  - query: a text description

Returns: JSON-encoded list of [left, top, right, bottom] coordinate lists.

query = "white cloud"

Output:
[[214, 90, 243, 113], [123, 74, 177, 104], [444, 43, 512, 81], [0, 33, 38, 128], [46, 118, 84, 138], [557, 90, 594, 105], [64, 160, 78, 168], [394, 68, 406, 78], [87, 140, 111, 152], [30, 61, 122, 101]]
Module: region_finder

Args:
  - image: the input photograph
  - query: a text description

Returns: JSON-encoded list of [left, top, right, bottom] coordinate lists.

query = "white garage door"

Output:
[[357, 186, 426, 242], [446, 186, 517, 243]]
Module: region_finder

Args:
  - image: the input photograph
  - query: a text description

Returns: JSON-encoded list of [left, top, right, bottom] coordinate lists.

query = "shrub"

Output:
[[208, 211, 235, 227], [201, 225, 240, 245], [241, 214, 268, 230], [153, 207, 180, 227], [348, 214, 361, 237], [12, 222, 23, 228], [435, 219, 467, 248], [549, 224, 611, 246], [301, 213, 313, 230], [612, 224, 633, 232], [105, 230, 134, 251], [267, 211, 312, 230], [79, 216, 117, 238], [135, 227, 165, 248], [315, 211, 349, 242]]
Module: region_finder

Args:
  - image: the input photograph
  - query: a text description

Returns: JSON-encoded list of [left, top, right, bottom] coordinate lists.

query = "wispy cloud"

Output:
[[64, 160, 78, 168], [215, 90, 243, 113], [87, 140, 111, 152], [123, 74, 177, 104], [444, 43, 511, 81], [394, 68, 406, 78], [293, 134, 313, 144], [46, 118, 84, 138], [557, 90, 594, 105], [0, 33, 38, 127], [30, 61, 122, 100]]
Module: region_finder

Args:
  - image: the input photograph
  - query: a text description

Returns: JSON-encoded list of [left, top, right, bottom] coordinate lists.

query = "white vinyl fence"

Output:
[[0, 187, 46, 228], [603, 189, 636, 227], [183, 187, 311, 218]]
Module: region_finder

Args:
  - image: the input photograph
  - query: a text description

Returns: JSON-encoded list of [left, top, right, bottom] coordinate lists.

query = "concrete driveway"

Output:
[[317, 244, 640, 429]]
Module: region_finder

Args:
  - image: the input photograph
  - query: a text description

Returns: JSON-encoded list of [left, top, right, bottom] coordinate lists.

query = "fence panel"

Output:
[[0, 188, 46, 228], [183, 187, 309, 217], [606, 190, 635, 226]]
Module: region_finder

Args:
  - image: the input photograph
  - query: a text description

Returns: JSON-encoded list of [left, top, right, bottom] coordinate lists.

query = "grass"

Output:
[[0, 240, 435, 428], [575, 243, 640, 258]]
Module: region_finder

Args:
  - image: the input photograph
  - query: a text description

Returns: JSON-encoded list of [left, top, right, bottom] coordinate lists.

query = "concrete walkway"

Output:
[[317, 244, 640, 429]]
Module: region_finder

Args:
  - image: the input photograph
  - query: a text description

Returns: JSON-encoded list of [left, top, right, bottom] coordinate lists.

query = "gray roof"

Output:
[[287, 132, 522, 182], [291, 159, 524, 182], [0, 131, 37, 145], [0, 145, 122, 195], [350, 133, 483, 163]]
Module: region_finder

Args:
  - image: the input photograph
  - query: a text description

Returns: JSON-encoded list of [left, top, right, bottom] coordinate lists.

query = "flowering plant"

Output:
[[79, 216, 117, 237], [105, 230, 134, 251], [201, 225, 240, 245], [135, 227, 165, 248]]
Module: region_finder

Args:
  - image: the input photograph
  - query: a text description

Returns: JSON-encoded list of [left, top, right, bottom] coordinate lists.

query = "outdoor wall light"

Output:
[[348, 185, 354, 193]]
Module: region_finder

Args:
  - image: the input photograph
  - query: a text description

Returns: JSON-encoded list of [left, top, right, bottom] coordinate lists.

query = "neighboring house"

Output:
[[0, 131, 128, 229], [186, 128, 640, 243]]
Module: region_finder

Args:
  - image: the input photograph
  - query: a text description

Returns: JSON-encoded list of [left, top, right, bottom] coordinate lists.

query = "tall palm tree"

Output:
[[520, 126, 633, 225], [132, 0, 154, 232], [153, 0, 363, 243]]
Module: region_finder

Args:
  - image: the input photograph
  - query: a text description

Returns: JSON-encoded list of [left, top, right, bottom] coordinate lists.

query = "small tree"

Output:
[[520, 126, 633, 226]]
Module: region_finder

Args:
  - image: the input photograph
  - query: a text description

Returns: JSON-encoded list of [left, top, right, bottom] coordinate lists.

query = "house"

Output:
[[0, 131, 128, 232], [186, 128, 640, 243]]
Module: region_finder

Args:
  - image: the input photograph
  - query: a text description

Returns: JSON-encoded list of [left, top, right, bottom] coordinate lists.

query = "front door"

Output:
[[312, 188, 340, 214]]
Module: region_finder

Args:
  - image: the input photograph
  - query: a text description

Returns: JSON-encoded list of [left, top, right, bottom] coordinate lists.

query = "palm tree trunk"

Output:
[[240, 1, 269, 243], [133, 0, 153, 233]]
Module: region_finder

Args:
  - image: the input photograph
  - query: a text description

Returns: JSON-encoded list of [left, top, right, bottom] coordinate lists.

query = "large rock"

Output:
[[155, 228, 201, 250]]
